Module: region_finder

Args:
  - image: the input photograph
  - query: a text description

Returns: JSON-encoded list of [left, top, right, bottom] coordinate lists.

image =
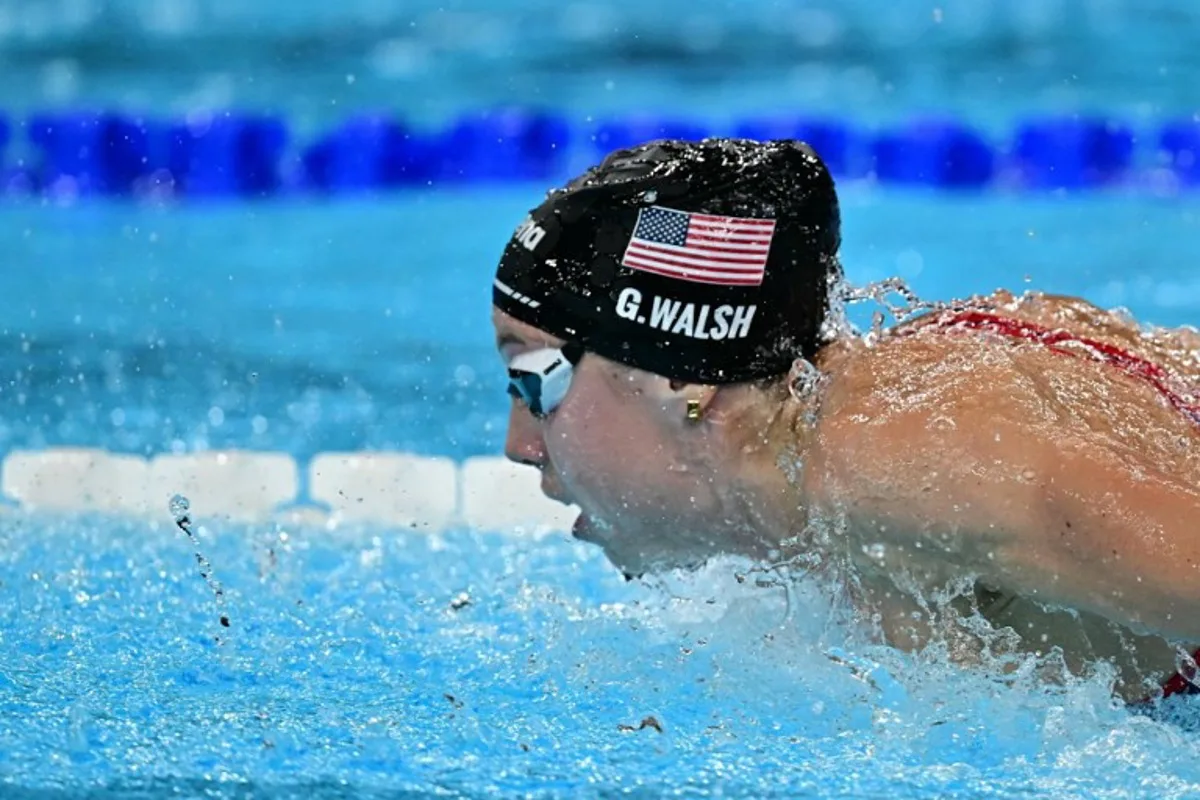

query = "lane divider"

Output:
[[1, 109, 1199, 199], [0, 447, 576, 534]]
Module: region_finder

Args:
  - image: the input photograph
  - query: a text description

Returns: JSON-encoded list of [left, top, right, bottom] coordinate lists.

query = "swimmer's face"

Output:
[[493, 308, 722, 576]]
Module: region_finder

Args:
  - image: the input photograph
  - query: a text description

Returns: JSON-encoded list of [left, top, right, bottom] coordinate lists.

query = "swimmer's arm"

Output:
[[823, 410, 1200, 641]]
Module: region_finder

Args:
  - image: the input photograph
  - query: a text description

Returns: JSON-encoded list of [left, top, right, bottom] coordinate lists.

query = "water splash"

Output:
[[169, 493, 230, 635], [825, 270, 951, 344], [169, 493, 190, 525], [6, 518, 1200, 797]]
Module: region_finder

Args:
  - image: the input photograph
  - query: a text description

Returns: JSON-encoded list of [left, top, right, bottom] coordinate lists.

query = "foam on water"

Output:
[[3, 513, 1200, 799]]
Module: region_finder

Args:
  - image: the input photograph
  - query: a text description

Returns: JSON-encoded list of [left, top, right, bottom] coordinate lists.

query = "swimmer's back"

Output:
[[816, 289, 1200, 475], [906, 289, 1200, 386], [806, 289, 1200, 699]]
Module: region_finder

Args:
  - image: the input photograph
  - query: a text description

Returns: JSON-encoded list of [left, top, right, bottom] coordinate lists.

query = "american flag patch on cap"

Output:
[[620, 206, 775, 287]]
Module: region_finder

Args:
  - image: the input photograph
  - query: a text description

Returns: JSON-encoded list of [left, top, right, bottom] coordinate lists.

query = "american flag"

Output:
[[620, 206, 776, 287]]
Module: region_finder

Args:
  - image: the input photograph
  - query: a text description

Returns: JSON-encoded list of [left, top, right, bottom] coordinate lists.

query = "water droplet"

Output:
[[834, 275, 942, 342], [169, 494, 190, 522], [789, 357, 825, 406], [454, 364, 476, 387]]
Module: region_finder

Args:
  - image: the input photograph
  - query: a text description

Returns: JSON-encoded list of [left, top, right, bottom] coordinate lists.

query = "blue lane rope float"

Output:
[[22, 111, 289, 199], [1159, 120, 1200, 186], [1012, 116, 1136, 190], [1, 108, 1198, 200], [300, 108, 572, 190], [870, 120, 995, 188], [301, 114, 425, 192]]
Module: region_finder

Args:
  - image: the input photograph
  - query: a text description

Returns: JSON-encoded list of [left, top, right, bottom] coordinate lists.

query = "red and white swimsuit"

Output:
[[905, 307, 1200, 700]]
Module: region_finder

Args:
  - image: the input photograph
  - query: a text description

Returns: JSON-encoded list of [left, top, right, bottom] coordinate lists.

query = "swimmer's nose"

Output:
[[504, 402, 547, 469]]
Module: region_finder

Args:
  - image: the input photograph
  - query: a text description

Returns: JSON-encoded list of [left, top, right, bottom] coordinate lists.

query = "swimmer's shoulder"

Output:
[[812, 307, 1038, 424], [895, 288, 1193, 353], [813, 291, 1193, 442], [885, 289, 1132, 335], [889, 287, 1200, 385]]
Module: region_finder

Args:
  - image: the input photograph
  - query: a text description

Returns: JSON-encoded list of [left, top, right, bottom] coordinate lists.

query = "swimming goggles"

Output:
[[507, 342, 584, 418]]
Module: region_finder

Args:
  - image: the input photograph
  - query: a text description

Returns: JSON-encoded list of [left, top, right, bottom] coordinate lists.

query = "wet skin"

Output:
[[497, 290, 1200, 700]]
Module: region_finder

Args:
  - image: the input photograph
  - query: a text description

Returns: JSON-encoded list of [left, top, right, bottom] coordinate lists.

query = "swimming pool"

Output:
[[6, 186, 1200, 800], [7, 2, 1200, 798]]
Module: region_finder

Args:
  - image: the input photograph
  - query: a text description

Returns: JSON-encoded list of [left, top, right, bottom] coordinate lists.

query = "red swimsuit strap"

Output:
[[907, 309, 1200, 421], [1160, 654, 1200, 700]]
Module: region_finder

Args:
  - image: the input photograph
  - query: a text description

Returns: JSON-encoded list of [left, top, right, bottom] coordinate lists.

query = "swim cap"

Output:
[[492, 138, 842, 384]]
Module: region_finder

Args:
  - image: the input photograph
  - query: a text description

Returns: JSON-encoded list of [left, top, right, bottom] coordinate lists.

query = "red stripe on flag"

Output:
[[621, 259, 765, 286], [683, 233, 773, 251], [690, 213, 776, 227]]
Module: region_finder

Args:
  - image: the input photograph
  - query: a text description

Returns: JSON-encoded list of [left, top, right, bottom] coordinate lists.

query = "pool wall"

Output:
[[0, 447, 570, 532]]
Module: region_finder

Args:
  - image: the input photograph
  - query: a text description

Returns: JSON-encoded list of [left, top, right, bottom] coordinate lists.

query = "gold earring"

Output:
[[685, 398, 702, 422]]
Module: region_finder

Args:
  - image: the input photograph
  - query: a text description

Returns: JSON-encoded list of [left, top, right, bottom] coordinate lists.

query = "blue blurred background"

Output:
[[0, 0, 1192, 125], [1, 0, 1198, 463]]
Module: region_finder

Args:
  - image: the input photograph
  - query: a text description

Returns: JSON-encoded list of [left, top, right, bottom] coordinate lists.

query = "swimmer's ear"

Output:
[[665, 379, 721, 424]]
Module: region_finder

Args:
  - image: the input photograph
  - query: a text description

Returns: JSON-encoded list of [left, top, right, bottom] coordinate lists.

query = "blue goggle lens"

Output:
[[506, 342, 583, 418]]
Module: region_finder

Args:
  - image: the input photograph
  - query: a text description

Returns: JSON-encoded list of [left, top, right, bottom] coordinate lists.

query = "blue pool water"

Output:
[[7, 1, 1200, 797], [7, 517, 1200, 799]]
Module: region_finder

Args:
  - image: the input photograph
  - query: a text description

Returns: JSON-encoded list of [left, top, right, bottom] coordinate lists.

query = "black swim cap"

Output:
[[493, 138, 842, 384]]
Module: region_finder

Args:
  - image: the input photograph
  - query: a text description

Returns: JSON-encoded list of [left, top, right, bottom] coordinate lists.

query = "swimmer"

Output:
[[491, 138, 1200, 702]]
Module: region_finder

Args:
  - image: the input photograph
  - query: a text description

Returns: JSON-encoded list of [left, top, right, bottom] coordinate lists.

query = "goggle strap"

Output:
[[562, 341, 585, 365]]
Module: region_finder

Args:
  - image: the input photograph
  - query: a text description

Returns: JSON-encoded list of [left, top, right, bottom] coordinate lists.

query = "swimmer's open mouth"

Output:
[[537, 479, 592, 540], [571, 512, 595, 542], [568, 513, 604, 544]]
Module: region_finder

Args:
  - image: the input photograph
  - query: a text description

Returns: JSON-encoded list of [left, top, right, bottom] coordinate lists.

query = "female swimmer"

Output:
[[491, 137, 1200, 701]]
